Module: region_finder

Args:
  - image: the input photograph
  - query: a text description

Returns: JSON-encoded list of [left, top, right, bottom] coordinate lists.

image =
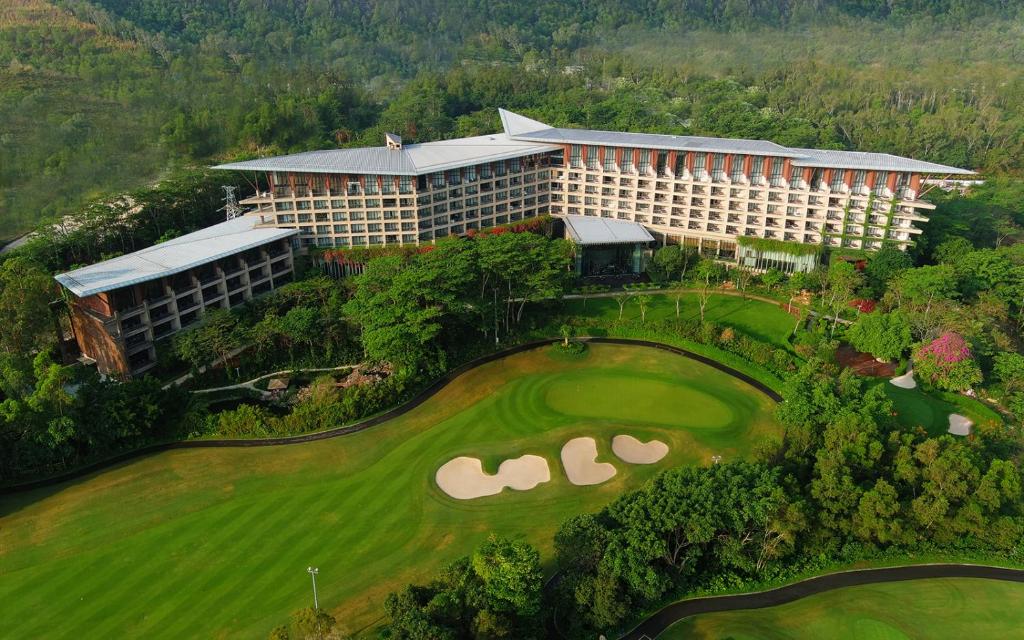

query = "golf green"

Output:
[[0, 343, 780, 639], [660, 577, 1024, 639]]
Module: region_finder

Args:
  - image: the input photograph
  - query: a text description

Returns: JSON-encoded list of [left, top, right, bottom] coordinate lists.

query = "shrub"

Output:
[[913, 333, 983, 391]]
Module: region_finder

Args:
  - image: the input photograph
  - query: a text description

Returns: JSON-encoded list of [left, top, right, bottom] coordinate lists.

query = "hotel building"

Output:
[[55, 109, 973, 376], [215, 109, 973, 273]]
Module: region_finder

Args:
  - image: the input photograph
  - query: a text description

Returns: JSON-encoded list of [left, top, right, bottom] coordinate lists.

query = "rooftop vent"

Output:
[[385, 133, 402, 150]]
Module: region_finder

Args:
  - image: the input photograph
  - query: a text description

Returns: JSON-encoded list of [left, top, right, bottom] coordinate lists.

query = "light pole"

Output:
[[307, 566, 319, 609]]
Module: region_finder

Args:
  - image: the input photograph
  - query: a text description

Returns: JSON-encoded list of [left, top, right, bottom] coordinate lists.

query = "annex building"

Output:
[[55, 109, 973, 377], [55, 216, 297, 376]]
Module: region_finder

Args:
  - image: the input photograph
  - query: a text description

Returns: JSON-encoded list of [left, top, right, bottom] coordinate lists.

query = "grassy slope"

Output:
[[871, 380, 1004, 437], [660, 577, 1024, 639], [561, 292, 797, 350], [0, 343, 781, 639]]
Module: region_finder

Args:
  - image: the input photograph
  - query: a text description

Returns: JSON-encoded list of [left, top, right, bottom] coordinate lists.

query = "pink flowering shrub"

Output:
[[913, 332, 983, 391]]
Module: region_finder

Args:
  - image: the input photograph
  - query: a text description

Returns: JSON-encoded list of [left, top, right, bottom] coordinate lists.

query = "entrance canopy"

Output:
[[561, 215, 654, 246]]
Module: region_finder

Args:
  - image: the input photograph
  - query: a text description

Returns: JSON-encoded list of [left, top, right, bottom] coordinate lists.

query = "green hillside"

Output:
[[2, 0, 1023, 242]]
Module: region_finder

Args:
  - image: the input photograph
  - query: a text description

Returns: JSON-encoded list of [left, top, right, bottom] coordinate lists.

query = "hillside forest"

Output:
[[2, 0, 1024, 243]]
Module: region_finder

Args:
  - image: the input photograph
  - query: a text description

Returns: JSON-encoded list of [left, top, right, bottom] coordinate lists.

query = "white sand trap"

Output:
[[890, 369, 917, 389], [612, 435, 669, 464], [948, 413, 973, 436], [561, 437, 617, 486], [435, 455, 550, 500]]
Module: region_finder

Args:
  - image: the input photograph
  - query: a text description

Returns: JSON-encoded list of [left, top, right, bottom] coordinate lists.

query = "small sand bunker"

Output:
[[890, 369, 917, 390], [436, 455, 550, 500], [561, 437, 617, 486], [612, 435, 669, 464], [948, 413, 973, 436]]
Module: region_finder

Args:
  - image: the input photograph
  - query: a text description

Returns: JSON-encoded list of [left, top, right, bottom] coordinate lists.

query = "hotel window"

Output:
[[316, 225, 330, 234], [298, 213, 312, 223], [656, 151, 668, 175], [495, 161, 507, 177], [829, 170, 846, 192], [364, 176, 380, 195], [332, 212, 347, 221], [510, 157, 521, 172], [381, 178, 395, 194], [276, 214, 295, 224], [603, 147, 617, 172], [788, 164, 803, 188], [480, 163, 492, 179], [368, 223, 382, 232], [638, 149, 651, 174], [466, 166, 477, 182], [432, 172, 445, 188], [350, 211, 365, 221], [674, 153, 687, 176], [570, 145, 582, 168], [621, 148, 635, 173], [366, 211, 382, 220], [333, 224, 348, 233], [730, 156, 745, 182], [330, 199, 345, 208], [694, 154, 707, 180], [275, 202, 294, 211], [851, 170, 867, 194], [711, 154, 726, 181], [874, 171, 889, 195], [447, 169, 461, 185], [314, 200, 328, 209], [751, 157, 766, 185], [586, 147, 600, 170], [350, 224, 366, 233], [365, 199, 381, 208], [768, 159, 784, 187], [296, 201, 311, 210], [347, 181, 360, 195]]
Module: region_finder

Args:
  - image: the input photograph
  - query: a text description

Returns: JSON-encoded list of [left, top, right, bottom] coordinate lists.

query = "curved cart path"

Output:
[[616, 563, 1024, 640], [2, 337, 780, 494]]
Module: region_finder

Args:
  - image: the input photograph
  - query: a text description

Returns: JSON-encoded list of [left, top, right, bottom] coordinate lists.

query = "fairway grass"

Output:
[[660, 577, 1024, 639], [0, 343, 780, 639]]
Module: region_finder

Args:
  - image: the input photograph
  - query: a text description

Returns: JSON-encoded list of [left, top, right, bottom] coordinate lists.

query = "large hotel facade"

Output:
[[56, 109, 972, 376], [218, 109, 973, 269]]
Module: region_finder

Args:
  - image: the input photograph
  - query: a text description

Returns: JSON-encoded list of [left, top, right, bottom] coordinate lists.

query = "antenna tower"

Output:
[[222, 186, 243, 220]]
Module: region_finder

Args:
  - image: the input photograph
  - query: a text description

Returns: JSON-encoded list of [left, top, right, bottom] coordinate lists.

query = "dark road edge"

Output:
[[1, 337, 780, 494], [617, 563, 1024, 640]]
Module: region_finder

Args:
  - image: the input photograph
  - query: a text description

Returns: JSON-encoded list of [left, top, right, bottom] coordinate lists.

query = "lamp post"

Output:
[[307, 566, 319, 609]]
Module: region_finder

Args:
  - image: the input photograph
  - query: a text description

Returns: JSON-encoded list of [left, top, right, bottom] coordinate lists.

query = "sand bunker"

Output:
[[561, 437, 617, 486], [948, 413, 973, 436], [890, 369, 917, 389], [435, 455, 550, 500], [612, 435, 669, 464]]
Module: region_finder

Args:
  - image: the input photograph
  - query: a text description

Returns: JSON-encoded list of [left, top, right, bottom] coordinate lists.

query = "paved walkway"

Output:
[[617, 563, 1024, 640], [191, 364, 359, 395]]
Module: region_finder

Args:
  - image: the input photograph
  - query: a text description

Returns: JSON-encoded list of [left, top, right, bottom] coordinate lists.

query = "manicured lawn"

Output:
[[562, 292, 797, 350], [870, 379, 1004, 437], [0, 344, 781, 639], [660, 577, 1024, 639]]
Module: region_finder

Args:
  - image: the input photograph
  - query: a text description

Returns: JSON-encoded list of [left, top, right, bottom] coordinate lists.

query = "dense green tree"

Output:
[[847, 310, 912, 361]]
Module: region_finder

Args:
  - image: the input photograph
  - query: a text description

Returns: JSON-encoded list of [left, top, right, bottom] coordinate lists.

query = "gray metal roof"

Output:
[[214, 133, 559, 176], [561, 215, 655, 246], [55, 216, 298, 298], [498, 109, 974, 175], [788, 148, 974, 175]]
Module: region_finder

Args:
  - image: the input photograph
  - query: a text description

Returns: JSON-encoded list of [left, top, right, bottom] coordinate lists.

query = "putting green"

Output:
[[660, 577, 1024, 639], [0, 343, 780, 639]]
